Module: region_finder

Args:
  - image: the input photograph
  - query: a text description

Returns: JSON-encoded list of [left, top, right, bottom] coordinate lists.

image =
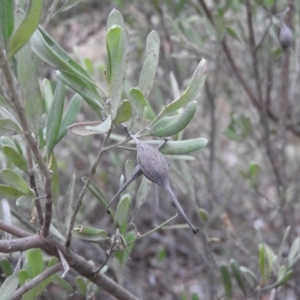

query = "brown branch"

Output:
[[0, 221, 139, 300], [0, 236, 44, 252], [0, 48, 52, 238], [245, 0, 263, 101], [11, 264, 62, 300], [0, 219, 32, 238], [26, 144, 44, 226]]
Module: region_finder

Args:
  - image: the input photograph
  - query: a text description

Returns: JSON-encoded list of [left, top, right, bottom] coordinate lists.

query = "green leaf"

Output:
[[145, 100, 197, 137], [82, 177, 114, 217], [114, 193, 131, 231], [153, 59, 207, 121], [230, 259, 246, 296], [18, 269, 36, 300], [56, 71, 102, 112], [116, 231, 135, 265], [67, 121, 102, 136], [31, 27, 104, 106], [0, 185, 24, 198], [288, 237, 300, 268], [136, 176, 152, 211], [220, 264, 232, 298], [128, 87, 155, 120], [0, 257, 13, 277], [240, 266, 258, 290], [259, 244, 265, 279], [133, 138, 207, 155], [75, 276, 87, 296], [138, 30, 160, 97], [106, 25, 128, 118], [53, 275, 73, 293], [0, 0, 14, 49], [2, 145, 28, 172], [17, 41, 43, 135], [49, 153, 60, 202], [125, 159, 136, 196], [46, 80, 65, 160], [8, 0, 42, 57], [85, 115, 111, 134], [42, 78, 53, 113], [226, 26, 240, 41], [191, 293, 200, 300], [113, 100, 132, 124], [198, 208, 209, 223], [28, 248, 44, 278], [72, 225, 108, 242], [272, 269, 293, 288], [0, 169, 34, 197], [0, 271, 19, 300], [57, 94, 82, 143], [107, 9, 124, 29], [0, 118, 22, 136]]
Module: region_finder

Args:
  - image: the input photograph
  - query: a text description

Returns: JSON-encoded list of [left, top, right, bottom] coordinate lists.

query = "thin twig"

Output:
[[11, 264, 62, 300], [65, 127, 113, 248], [26, 144, 44, 226], [43, 0, 60, 28]]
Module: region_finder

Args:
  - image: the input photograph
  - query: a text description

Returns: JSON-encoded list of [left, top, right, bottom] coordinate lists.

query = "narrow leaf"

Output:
[[67, 121, 102, 136], [220, 264, 233, 298], [0, 169, 34, 197], [17, 41, 43, 135], [0, 118, 22, 136], [230, 259, 246, 296], [0, 270, 19, 300], [46, 80, 65, 160], [0, 0, 14, 49], [240, 266, 258, 289], [85, 115, 111, 134], [55, 0, 82, 14], [72, 226, 108, 242], [0, 257, 13, 277], [57, 94, 82, 143], [138, 31, 160, 97], [114, 193, 131, 230], [144, 138, 208, 155], [113, 100, 132, 124], [145, 100, 197, 137], [106, 25, 128, 118], [129, 87, 155, 120], [2, 145, 28, 172], [75, 276, 87, 296], [136, 176, 152, 211], [153, 59, 207, 121], [42, 78, 53, 113], [28, 248, 44, 277], [8, 0, 42, 57]]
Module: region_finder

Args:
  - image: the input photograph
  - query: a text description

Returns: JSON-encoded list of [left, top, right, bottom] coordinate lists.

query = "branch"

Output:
[[11, 264, 62, 300], [43, 0, 60, 28], [65, 127, 113, 248], [0, 220, 32, 238], [0, 48, 53, 238], [26, 144, 44, 226], [0, 236, 44, 252]]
